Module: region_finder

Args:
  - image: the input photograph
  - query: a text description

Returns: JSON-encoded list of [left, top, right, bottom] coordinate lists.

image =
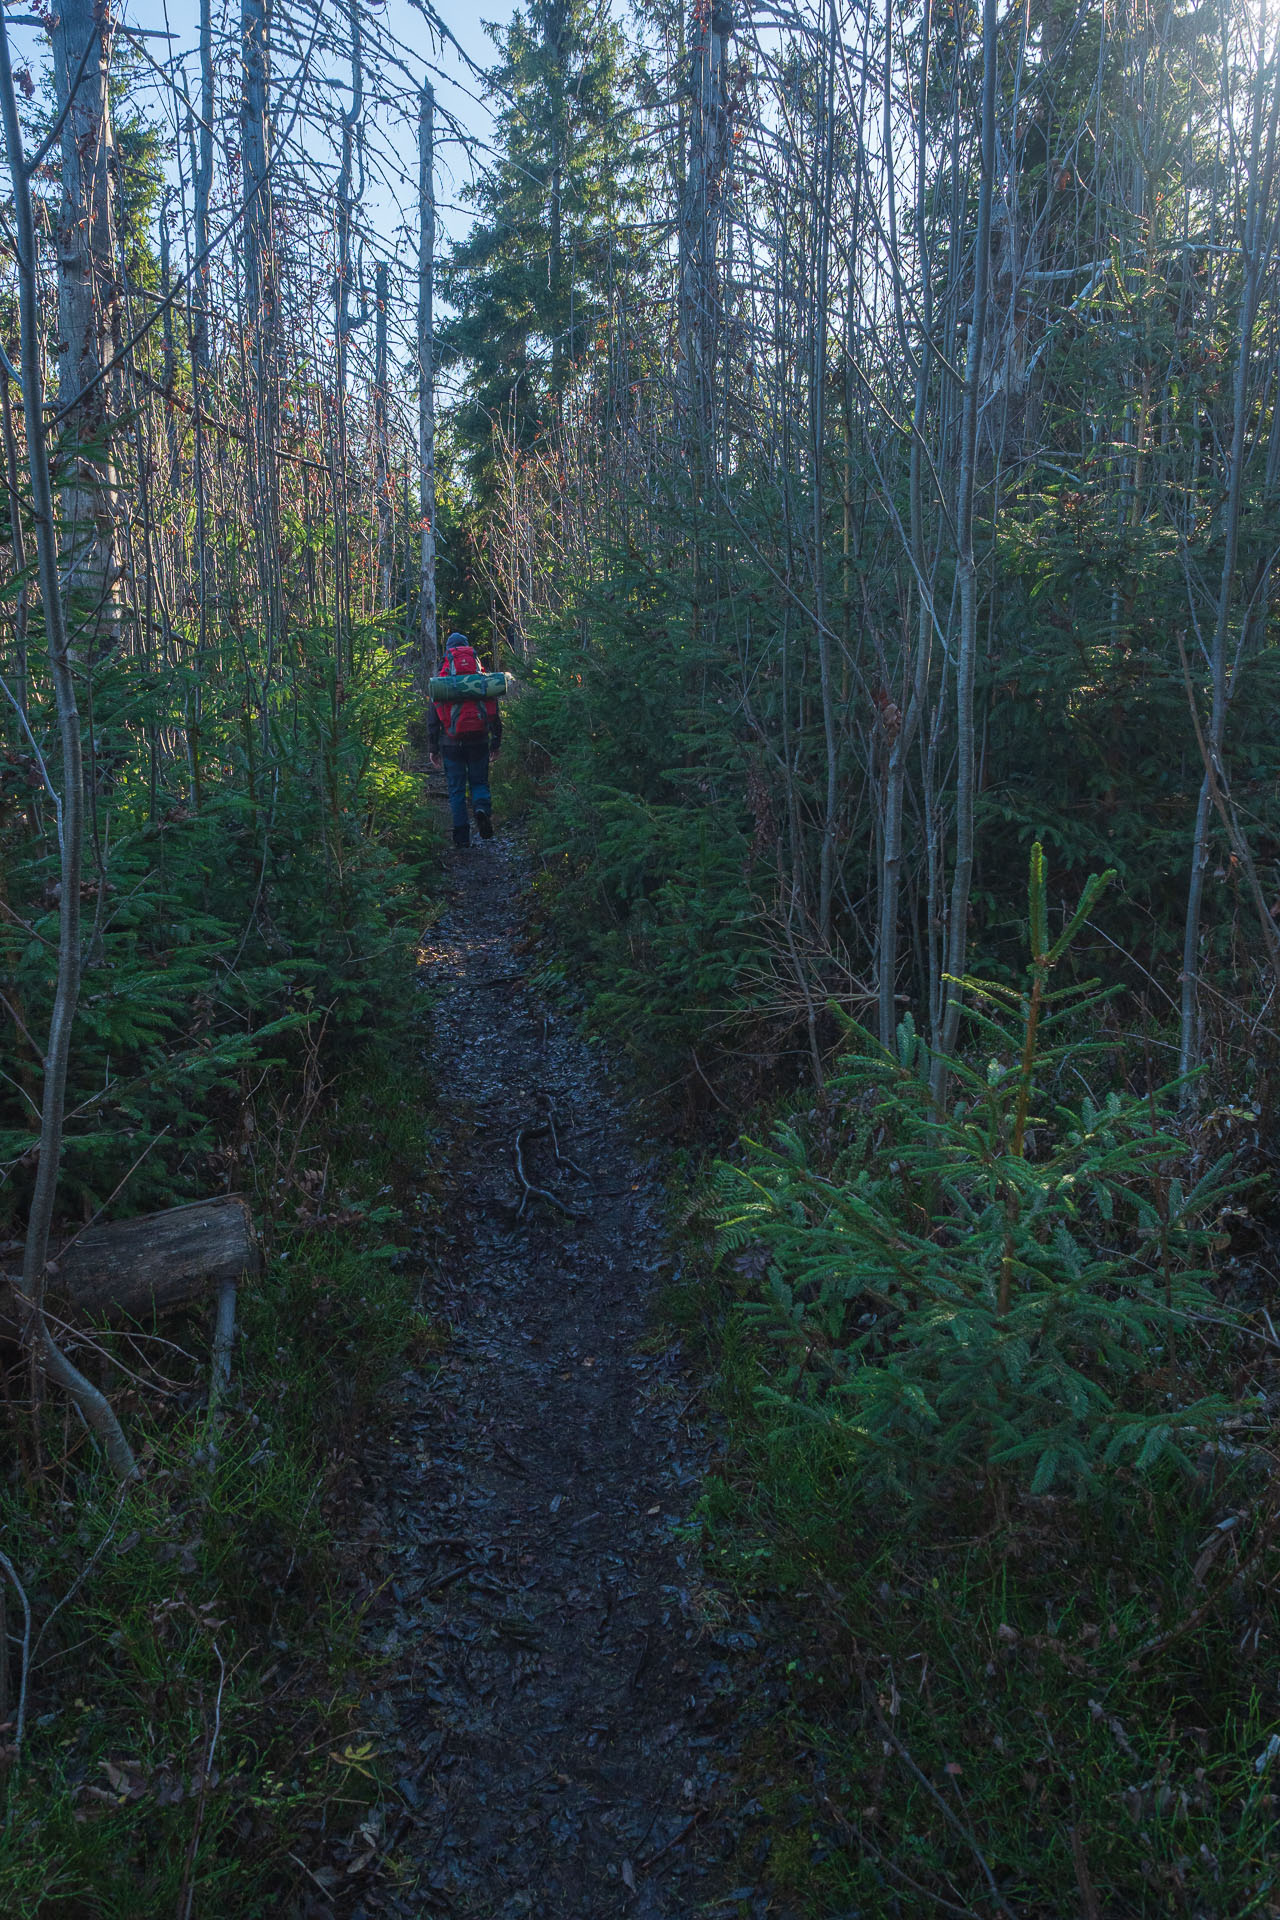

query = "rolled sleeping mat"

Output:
[[428, 671, 511, 703]]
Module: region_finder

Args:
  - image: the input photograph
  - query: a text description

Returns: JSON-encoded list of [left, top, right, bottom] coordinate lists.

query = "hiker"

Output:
[[428, 631, 502, 848]]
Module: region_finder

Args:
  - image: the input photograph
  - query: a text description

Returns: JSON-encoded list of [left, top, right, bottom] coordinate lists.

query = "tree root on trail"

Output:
[[535, 1089, 591, 1181], [513, 1124, 586, 1221]]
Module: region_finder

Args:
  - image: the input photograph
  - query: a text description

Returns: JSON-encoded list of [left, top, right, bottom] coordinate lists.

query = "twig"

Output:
[[536, 1091, 590, 1178], [50, 1124, 173, 1266], [0, 897, 55, 950], [811, 1573, 1015, 1919], [422, 1559, 484, 1596], [7, 1297, 188, 1401], [1175, 628, 1280, 981], [690, 1047, 735, 1116], [1127, 1504, 1279, 1670], [0, 1544, 30, 1784], [0, 672, 63, 855], [629, 1627, 651, 1691], [0, 989, 39, 1064], [286, 1851, 338, 1897], [492, 1438, 530, 1477], [31, 1483, 129, 1663], [176, 1636, 226, 1920], [815, 1784, 985, 1917], [859, 1668, 1015, 1920], [1070, 1824, 1101, 1920], [637, 1807, 706, 1870], [206, 1278, 237, 1428]]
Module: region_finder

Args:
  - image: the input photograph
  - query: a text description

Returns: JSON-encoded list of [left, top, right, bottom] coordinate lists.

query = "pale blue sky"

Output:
[[6, 0, 521, 255]]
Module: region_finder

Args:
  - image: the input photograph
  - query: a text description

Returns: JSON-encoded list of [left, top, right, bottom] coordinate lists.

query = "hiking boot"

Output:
[[475, 809, 493, 840], [452, 823, 470, 849]]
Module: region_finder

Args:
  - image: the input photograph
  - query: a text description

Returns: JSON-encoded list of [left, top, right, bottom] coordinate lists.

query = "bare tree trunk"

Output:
[[51, 0, 122, 657], [193, 0, 213, 375], [934, 0, 998, 1090], [241, 0, 281, 667], [677, 0, 734, 454], [158, 209, 184, 519], [676, 0, 733, 689], [1178, 22, 1280, 1090], [374, 259, 393, 611], [332, 0, 364, 676], [814, 0, 839, 946], [878, 0, 935, 1046], [417, 78, 437, 681], [548, 0, 566, 412], [0, 357, 30, 712], [0, 16, 136, 1482], [184, 0, 215, 806]]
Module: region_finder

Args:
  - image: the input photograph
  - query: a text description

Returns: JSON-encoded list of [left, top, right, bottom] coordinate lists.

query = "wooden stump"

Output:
[[6, 1196, 261, 1323]]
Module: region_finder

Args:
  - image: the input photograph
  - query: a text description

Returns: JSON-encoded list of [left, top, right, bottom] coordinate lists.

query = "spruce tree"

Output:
[[442, 0, 640, 494]]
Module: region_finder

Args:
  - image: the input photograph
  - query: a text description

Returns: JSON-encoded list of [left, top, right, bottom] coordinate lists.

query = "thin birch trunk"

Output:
[[814, 0, 839, 946], [878, 0, 935, 1045], [374, 260, 393, 611], [0, 16, 136, 1482], [51, 0, 122, 657], [241, 0, 281, 670], [934, 0, 998, 1090], [1178, 16, 1280, 1090], [418, 78, 437, 681]]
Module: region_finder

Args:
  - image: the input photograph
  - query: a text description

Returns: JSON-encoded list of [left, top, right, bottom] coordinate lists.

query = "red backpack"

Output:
[[433, 640, 496, 740]]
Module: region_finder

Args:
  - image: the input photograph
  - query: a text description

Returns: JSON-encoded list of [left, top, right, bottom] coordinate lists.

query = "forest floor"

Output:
[[346, 823, 771, 1920]]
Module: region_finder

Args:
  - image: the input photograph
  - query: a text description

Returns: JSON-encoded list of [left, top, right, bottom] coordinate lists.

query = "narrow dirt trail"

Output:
[[354, 830, 762, 1919]]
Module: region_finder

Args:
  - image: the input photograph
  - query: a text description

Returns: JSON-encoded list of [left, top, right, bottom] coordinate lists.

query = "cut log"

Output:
[[39, 1196, 260, 1320]]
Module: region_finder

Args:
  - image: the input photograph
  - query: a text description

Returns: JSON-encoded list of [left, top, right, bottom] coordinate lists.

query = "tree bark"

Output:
[[241, 0, 281, 663], [37, 1196, 260, 1321], [0, 16, 136, 1481], [50, 0, 122, 658], [677, 0, 734, 456], [878, 0, 936, 1046], [814, 0, 839, 946], [418, 78, 437, 681], [374, 260, 393, 611], [934, 0, 998, 1092], [1178, 26, 1280, 1090]]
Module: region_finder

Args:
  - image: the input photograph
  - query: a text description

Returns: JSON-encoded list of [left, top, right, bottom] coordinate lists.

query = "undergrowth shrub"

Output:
[[0, 620, 428, 1228], [713, 845, 1245, 1498], [0, 1062, 445, 1916], [674, 844, 1280, 1917], [0, 624, 443, 1913], [535, 788, 758, 1064], [510, 584, 805, 1091]]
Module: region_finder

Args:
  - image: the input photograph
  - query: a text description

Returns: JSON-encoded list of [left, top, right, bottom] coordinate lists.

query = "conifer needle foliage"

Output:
[[714, 845, 1243, 1498]]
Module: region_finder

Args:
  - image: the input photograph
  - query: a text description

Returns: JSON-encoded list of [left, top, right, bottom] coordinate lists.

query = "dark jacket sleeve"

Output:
[[489, 710, 503, 752], [427, 702, 441, 753]]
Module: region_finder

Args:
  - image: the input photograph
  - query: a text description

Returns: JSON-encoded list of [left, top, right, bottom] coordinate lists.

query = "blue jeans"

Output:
[[444, 743, 491, 830]]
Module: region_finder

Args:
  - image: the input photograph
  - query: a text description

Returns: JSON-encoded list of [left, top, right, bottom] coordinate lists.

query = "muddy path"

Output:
[[349, 829, 767, 1919]]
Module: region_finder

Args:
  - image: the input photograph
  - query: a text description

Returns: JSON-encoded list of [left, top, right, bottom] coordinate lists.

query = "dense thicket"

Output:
[[0, 0, 452, 1901], [456, 0, 1280, 1112], [441, 4, 1280, 1913]]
